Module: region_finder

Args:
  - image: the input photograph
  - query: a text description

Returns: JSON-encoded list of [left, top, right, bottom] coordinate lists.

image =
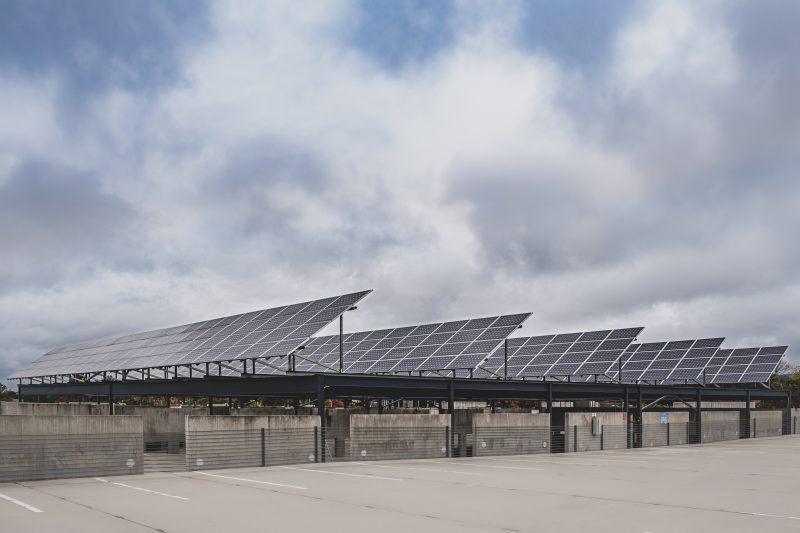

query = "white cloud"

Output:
[[1, 0, 798, 382]]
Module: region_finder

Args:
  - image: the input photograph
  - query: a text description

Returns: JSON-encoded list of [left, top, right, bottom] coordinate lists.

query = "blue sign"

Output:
[[660, 412, 669, 425]]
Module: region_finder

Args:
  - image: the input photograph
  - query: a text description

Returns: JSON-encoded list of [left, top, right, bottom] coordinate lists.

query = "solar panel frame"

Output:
[[609, 338, 725, 384], [10, 290, 373, 379], [709, 346, 787, 384], [478, 327, 644, 380], [284, 313, 532, 375]]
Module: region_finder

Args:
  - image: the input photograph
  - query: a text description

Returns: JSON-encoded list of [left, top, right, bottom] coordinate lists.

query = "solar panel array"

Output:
[[706, 346, 787, 384], [257, 313, 532, 375], [10, 291, 372, 379], [610, 338, 725, 384], [475, 327, 644, 380]]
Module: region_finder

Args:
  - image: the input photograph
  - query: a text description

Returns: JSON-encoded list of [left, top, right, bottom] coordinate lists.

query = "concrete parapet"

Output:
[[701, 411, 740, 442], [641, 412, 690, 447], [349, 414, 450, 461], [0, 415, 143, 481], [185, 415, 319, 470], [1, 401, 108, 416], [472, 413, 549, 456], [565, 412, 626, 452], [750, 410, 783, 438]]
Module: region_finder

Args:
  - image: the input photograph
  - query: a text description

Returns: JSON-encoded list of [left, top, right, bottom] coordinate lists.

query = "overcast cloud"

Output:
[[2, 0, 799, 382]]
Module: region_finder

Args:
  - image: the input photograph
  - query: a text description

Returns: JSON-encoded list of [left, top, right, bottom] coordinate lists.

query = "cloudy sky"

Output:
[[2, 0, 799, 381]]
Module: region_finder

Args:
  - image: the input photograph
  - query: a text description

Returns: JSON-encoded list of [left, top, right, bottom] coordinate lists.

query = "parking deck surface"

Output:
[[2, 436, 799, 533]]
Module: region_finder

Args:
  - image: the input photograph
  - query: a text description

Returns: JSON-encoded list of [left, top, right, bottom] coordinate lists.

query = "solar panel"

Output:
[[10, 290, 373, 379], [710, 346, 787, 384], [258, 313, 532, 375], [609, 338, 724, 384], [476, 327, 644, 380]]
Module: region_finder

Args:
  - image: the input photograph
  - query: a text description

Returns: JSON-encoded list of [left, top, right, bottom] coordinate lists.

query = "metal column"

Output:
[[448, 380, 455, 457], [745, 389, 751, 438], [636, 386, 642, 448], [697, 389, 703, 443], [339, 315, 344, 373], [504, 339, 508, 380], [624, 385, 630, 448], [107, 383, 114, 416], [317, 375, 326, 463]]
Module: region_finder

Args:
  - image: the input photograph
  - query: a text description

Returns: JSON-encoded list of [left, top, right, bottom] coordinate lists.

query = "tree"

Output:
[[0, 383, 17, 401], [769, 367, 800, 408]]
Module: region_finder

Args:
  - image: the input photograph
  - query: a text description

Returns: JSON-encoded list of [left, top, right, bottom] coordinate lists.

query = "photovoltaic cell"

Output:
[[10, 291, 373, 379], [477, 327, 644, 380], [709, 346, 787, 384], [260, 313, 532, 375], [609, 338, 724, 384]]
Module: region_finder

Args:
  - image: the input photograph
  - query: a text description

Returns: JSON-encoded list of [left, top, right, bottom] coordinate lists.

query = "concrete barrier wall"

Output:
[[349, 414, 450, 461], [185, 415, 319, 470], [1, 401, 108, 416], [565, 412, 626, 452], [751, 410, 783, 438], [701, 411, 740, 442], [641, 412, 690, 447], [0, 415, 143, 481], [472, 413, 549, 456]]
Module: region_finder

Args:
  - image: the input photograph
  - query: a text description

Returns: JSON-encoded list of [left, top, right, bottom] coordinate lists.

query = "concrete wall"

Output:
[[185, 415, 319, 470], [1, 401, 108, 416], [472, 413, 549, 456], [791, 408, 800, 435], [701, 411, 740, 442], [565, 412, 627, 452], [750, 410, 783, 438], [641, 412, 690, 447], [0, 415, 143, 482], [349, 414, 450, 461]]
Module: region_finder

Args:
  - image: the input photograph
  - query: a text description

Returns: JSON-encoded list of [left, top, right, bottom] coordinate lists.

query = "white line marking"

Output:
[[0, 493, 43, 513], [196, 471, 308, 490], [438, 461, 545, 472], [110, 482, 189, 501], [94, 477, 108, 483], [481, 457, 601, 467], [740, 511, 800, 521], [352, 462, 479, 476], [279, 466, 402, 481]]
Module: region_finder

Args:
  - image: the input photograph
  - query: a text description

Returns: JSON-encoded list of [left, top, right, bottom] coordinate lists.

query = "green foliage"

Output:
[[770, 369, 800, 407], [0, 383, 17, 401]]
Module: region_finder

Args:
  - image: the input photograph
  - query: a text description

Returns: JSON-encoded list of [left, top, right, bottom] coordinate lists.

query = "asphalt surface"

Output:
[[1, 436, 799, 533]]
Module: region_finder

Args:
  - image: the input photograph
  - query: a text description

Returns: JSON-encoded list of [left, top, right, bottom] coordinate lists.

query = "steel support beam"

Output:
[[317, 374, 326, 463]]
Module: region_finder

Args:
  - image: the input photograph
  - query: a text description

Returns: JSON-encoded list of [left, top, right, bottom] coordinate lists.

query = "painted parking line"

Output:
[[0, 493, 44, 513], [438, 461, 545, 472], [480, 457, 603, 467], [94, 477, 189, 501], [278, 466, 402, 481], [352, 462, 480, 476], [737, 511, 800, 521], [196, 471, 308, 490]]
